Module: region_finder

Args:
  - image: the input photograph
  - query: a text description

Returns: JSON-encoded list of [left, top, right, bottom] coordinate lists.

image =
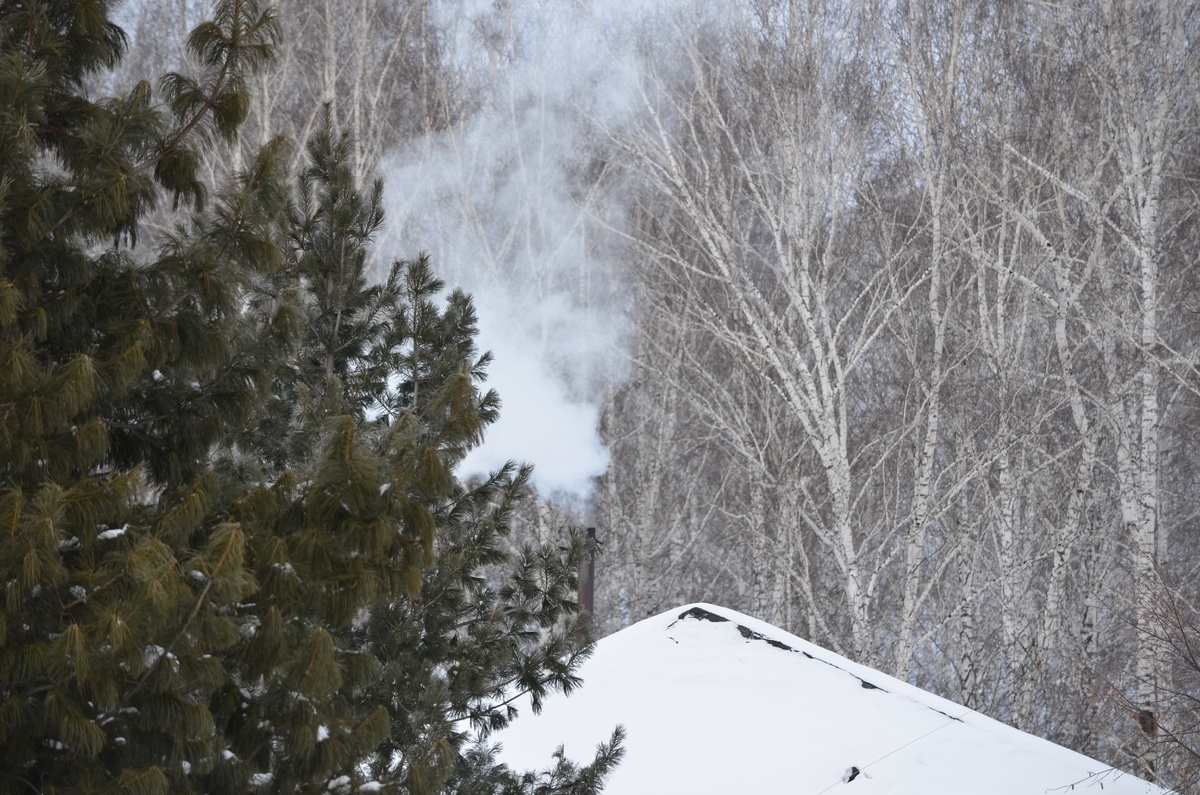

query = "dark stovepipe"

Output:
[[579, 527, 597, 616]]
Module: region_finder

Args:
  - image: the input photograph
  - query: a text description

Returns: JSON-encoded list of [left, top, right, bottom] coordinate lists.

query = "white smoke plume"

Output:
[[379, 0, 649, 499]]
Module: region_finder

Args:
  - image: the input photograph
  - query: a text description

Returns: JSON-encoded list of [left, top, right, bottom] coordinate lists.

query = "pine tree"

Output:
[[2, 2, 287, 792], [239, 109, 624, 793], [1, 4, 620, 794]]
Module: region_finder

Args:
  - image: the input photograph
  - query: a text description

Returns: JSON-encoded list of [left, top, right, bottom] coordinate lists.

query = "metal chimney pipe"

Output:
[[579, 527, 597, 616]]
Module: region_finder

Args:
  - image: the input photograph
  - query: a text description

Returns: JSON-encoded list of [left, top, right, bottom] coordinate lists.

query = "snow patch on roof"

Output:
[[494, 604, 1165, 795]]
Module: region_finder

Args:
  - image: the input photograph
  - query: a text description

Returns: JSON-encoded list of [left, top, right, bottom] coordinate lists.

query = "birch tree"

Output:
[[606, 0, 934, 663]]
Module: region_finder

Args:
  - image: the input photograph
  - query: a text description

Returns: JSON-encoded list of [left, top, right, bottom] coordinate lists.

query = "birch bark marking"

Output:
[[349, 0, 370, 178], [1042, 232, 1100, 679], [954, 513, 981, 709]]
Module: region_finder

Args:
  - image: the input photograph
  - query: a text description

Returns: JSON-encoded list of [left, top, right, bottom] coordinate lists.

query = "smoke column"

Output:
[[380, 0, 647, 500]]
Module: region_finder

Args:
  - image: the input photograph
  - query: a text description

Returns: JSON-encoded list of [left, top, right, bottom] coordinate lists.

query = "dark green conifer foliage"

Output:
[[1, 2, 284, 793], [240, 110, 623, 793], [2, 4, 620, 794]]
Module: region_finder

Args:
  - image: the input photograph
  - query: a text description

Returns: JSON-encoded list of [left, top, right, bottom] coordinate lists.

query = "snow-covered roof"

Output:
[[495, 604, 1164, 794]]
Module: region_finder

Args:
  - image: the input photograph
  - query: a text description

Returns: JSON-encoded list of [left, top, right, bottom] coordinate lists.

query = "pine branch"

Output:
[[97, 523, 240, 725]]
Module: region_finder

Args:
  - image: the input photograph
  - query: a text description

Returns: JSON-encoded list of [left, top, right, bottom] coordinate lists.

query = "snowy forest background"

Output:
[[114, 0, 1199, 786]]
